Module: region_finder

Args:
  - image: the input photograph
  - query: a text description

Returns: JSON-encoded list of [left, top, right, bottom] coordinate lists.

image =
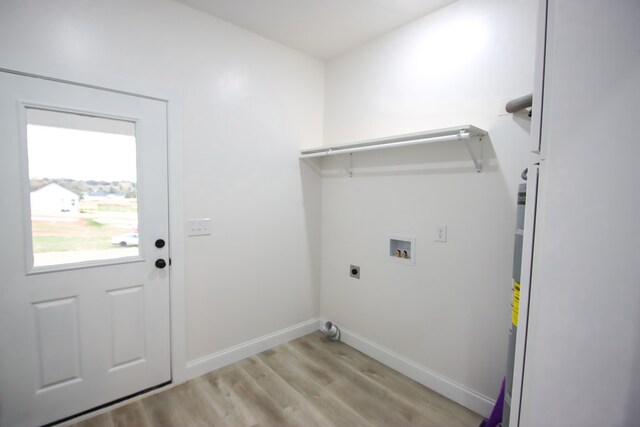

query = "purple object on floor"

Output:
[[478, 377, 505, 427]]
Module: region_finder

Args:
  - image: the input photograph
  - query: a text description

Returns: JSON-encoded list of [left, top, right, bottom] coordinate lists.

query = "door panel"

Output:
[[32, 297, 82, 391], [108, 285, 145, 369], [0, 71, 171, 427]]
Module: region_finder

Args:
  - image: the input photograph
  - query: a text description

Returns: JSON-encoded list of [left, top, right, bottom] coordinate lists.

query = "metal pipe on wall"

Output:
[[505, 93, 533, 114]]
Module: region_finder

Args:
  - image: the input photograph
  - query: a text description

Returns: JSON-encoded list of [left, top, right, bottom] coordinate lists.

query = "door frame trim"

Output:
[[0, 67, 188, 384]]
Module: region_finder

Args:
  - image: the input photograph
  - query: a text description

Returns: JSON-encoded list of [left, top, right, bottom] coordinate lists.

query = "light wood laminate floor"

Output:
[[72, 332, 482, 427]]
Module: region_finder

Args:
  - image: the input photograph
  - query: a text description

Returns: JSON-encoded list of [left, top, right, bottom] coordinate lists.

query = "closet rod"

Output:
[[300, 132, 469, 159]]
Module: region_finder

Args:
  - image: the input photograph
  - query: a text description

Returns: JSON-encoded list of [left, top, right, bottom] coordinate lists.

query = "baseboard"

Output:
[[185, 318, 494, 417], [330, 323, 495, 418], [185, 318, 320, 381]]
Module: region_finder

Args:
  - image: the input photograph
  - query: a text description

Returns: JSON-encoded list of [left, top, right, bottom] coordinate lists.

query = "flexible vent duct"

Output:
[[321, 321, 341, 341]]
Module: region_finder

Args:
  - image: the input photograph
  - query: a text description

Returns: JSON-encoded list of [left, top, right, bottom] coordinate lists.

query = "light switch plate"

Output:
[[187, 218, 212, 236], [436, 225, 447, 242]]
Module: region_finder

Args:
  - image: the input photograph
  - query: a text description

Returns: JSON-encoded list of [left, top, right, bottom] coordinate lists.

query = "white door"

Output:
[[0, 71, 171, 427]]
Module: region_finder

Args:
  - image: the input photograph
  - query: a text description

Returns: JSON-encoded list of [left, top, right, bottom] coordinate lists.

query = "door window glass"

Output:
[[26, 109, 139, 267]]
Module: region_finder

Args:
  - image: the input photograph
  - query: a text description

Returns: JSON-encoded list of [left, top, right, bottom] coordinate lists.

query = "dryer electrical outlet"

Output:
[[350, 265, 360, 279], [436, 225, 447, 243]]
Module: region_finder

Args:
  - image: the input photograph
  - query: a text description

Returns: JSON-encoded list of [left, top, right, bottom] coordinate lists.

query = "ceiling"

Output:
[[173, 0, 458, 59]]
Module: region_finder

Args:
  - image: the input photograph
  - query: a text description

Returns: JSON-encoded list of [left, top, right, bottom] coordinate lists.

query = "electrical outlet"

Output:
[[187, 218, 212, 236], [350, 265, 360, 279], [436, 225, 447, 243]]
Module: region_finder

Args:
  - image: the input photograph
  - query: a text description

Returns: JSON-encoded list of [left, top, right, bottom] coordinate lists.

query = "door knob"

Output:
[[155, 239, 165, 248], [155, 259, 167, 269]]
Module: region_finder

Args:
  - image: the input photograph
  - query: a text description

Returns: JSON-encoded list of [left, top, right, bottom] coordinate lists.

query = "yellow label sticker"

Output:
[[512, 281, 520, 326]]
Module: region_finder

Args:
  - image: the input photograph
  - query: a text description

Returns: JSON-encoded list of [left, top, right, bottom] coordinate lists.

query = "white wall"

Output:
[[0, 0, 324, 365], [520, 1, 640, 425], [321, 0, 539, 411]]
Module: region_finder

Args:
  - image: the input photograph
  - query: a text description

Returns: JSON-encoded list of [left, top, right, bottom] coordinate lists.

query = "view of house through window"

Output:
[[26, 108, 139, 267]]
